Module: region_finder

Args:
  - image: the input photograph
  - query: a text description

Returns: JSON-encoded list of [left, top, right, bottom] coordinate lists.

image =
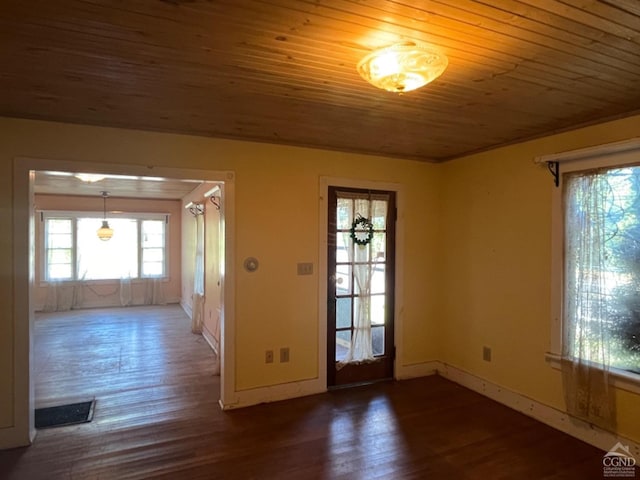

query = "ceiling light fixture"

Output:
[[97, 191, 114, 241], [357, 41, 448, 93], [75, 173, 106, 183]]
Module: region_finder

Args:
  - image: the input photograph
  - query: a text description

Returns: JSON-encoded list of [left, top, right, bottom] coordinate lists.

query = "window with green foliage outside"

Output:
[[564, 165, 640, 373]]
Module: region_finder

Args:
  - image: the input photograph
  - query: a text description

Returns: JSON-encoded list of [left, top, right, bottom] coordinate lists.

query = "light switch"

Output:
[[297, 262, 313, 275]]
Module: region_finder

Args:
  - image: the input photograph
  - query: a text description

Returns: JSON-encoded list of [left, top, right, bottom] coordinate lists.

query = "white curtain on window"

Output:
[[43, 280, 83, 312], [191, 213, 205, 334], [338, 198, 385, 366], [144, 278, 166, 305], [120, 277, 132, 307], [563, 172, 616, 430]]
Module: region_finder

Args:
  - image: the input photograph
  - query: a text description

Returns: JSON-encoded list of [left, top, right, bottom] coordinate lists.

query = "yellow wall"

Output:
[[439, 114, 640, 443], [228, 136, 441, 389], [2, 113, 639, 443], [0, 117, 441, 428]]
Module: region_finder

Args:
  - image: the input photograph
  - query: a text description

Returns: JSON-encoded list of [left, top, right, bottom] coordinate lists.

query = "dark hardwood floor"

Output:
[[0, 306, 604, 479]]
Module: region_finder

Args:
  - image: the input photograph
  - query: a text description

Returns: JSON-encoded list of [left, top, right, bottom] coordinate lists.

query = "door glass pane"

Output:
[[371, 294, 385, 325], [371, 200, 387, 229], [336, 264, 351, 294], [371, 264, 386, 294], [371, 232, 386, 260], [336, 232, 351, 263], [336, 330, 351, 361], [372, 326, 384, 356], [336, 297, 352, 329], [337, 198, 352, 229]]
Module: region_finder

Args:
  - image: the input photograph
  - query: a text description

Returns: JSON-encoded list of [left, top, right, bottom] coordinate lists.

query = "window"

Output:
[[142, 220, 166, 277], [547, 139, 640, 379], [45, 218, 74, 280], [564, 166, 640, 373], [43, 213, 167, 281]]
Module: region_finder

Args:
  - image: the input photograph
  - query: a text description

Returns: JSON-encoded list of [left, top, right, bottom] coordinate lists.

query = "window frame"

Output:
[[40, 210, 170, 283], [43, 216, 76, 281], [543, 138, 640, 394], [140, 218, 168, 278]]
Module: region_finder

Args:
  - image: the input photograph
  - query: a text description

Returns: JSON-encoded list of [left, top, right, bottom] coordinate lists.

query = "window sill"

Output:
[[545, 352, 640, 396]]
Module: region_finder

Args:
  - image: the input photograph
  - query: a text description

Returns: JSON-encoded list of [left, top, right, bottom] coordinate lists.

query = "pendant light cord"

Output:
[[102, 191, 108, 220]]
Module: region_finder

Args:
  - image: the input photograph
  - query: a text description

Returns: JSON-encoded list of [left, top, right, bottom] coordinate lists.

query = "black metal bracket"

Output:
[[209, 195, 221, 210], [547, 161, 560, 187]]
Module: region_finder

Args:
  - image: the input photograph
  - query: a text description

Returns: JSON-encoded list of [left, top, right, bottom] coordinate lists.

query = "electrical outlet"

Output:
[[297, 263, 313, 275], [280, 347, 290, 363], [483, 346, 492, 362], [265, 350, 274, 364]]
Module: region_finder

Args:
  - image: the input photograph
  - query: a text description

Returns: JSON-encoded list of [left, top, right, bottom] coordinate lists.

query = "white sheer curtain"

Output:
[[338, 198, 385, 366], [43, 280, 83, 312], [345, 233, 374, 363], [563, 172, 616, 430], [191, 212, 205, 334], [119, 277, 132, 306], [119, 277, 165, 306], [144, 278, 166, 305]]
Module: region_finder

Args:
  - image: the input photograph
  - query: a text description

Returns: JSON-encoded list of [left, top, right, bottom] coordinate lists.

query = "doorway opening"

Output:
[[13, 158, 236, 444]]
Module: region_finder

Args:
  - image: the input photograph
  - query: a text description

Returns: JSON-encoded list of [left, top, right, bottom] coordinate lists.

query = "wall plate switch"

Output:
[[297, 263, 313, 275], [265, 350, 274, 364]]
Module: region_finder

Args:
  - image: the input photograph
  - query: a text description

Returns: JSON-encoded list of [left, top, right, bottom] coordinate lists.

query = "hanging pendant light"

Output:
[[97, 191, 114, 241]]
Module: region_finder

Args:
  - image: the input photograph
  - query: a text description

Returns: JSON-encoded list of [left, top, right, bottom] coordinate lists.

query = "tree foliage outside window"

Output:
[[565, 166, 640, 373]]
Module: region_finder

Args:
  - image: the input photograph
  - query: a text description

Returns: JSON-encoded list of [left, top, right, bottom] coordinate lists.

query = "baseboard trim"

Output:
[[218, 360, 438, 411], [437, 362, 640, 458], [202, 326, 219, 356], [180, 301, 193, 319], [221, 378, 326, 410], [395, 361, 440, 380], [34, 299, 182, 313]]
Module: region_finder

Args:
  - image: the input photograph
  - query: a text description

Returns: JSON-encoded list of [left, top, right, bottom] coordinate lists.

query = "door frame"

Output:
[[318, 177, 405, 389], [11, 157, 236, 446]]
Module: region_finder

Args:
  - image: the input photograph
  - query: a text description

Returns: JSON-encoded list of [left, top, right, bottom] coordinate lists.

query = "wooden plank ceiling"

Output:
[[2, 0, 640, 162], [33, 171, 207, 199]]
